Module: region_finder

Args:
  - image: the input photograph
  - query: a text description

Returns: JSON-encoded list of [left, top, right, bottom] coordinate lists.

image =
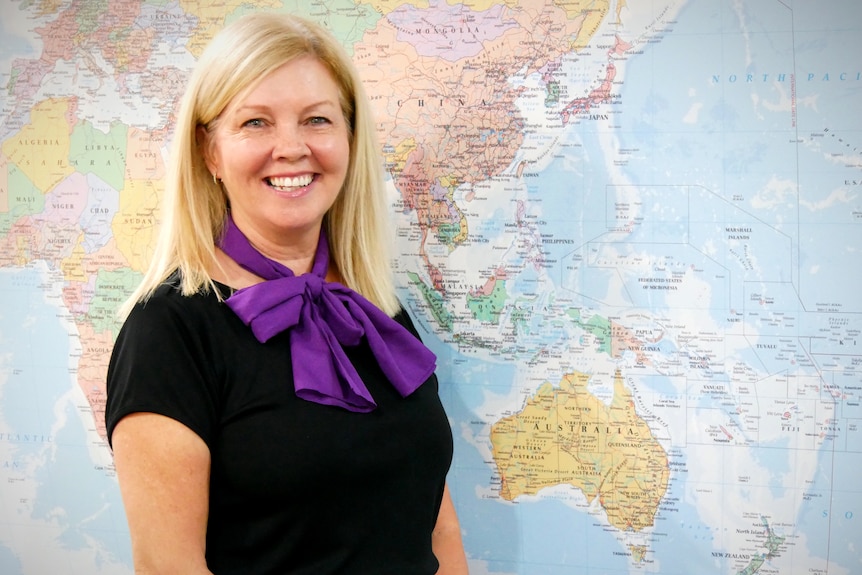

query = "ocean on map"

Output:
[[421, 315, 641, 574], [0, 266, 131, 575], [607, 0, 859, 572]]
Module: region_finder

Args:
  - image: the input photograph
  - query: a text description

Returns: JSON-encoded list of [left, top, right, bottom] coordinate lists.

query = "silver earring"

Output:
[[212, 172, 219, 185]]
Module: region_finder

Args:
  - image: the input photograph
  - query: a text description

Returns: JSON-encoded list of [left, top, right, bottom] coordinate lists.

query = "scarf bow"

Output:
[[218, 216, 436, 412]]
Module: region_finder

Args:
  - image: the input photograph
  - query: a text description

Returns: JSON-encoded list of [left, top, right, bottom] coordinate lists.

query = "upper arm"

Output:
[[433, 484, 469, 575], [112, 412, 213, 575]]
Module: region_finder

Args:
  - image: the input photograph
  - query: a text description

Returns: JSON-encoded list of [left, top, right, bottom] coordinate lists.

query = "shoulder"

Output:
[[391, 306, 425, 340], [120, 272, 233, 346], [392, 306, 412, 326], [106, 278, 231, 448], [134, 271, 226, 315]]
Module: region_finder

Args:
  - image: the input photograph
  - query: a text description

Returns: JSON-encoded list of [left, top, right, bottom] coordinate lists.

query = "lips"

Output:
[[267, 174, 314, 191]]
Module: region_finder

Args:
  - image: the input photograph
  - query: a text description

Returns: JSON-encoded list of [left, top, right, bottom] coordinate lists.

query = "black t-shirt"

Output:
[[106, 277, 454, 574]]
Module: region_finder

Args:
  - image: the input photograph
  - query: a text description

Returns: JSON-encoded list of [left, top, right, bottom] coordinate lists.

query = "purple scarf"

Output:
[[217, 216, 437, 412]]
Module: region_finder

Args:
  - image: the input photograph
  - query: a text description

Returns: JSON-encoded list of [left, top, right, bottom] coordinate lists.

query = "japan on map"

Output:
[[0, 0, 860, 573]]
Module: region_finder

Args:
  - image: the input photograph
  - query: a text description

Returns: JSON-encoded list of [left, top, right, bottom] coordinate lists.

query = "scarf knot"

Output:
[[303, 273, 324, 299], [218, 216, 436, 412]]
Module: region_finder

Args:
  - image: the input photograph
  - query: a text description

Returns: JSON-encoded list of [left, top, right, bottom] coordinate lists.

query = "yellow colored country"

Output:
[[386, 137, 418, 174], [1, 98, 75, 193], [0, 152, 8, 212], [178, 0, 281, 57], [362, 0, 430, 11], [490, 370, 669, 531], [363, 0, 521, 10], [557, 0, 611, 49], [111, 178, 163, 272]]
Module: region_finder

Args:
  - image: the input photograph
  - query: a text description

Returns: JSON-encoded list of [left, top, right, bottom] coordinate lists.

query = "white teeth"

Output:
[[268, 174, 313, 189]]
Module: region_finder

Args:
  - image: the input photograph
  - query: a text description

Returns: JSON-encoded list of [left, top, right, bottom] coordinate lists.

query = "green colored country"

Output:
[[436, 221, 462, 247], [736, 517, 786, 575], [78, 0, 109, 36], [737, 557, 765, 575], [230, 0, 382, 54], [6, 68, 20, 97], [545, 80, 560, 107], [1, 163, 45, 235], [510, 304, 531, 334], [407, 271, 453, 332], [87, 268, 144, 337], [577, 314, 612, 355], [69, 120, 128, 192], [466, 278, 506, 324]]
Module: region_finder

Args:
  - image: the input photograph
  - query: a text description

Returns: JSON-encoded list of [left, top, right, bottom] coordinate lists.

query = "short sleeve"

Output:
[[105, 290, 220, 448]]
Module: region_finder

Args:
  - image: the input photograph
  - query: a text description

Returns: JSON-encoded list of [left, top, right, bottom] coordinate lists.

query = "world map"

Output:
[[1, 0, 860, 574]]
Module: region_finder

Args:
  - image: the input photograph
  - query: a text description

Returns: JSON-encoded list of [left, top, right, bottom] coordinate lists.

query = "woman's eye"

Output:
[[308, 116, 330, 125], [242, 118, 264, 128]]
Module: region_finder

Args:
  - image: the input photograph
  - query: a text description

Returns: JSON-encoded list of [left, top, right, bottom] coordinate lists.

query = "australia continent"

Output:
[[490, 370, 669, 531]]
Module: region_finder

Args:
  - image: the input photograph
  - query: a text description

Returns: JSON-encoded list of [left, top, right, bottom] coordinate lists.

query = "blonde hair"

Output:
[[122, 12, 398, 318]]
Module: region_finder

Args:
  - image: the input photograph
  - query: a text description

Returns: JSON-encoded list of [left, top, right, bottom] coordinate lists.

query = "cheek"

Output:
[[318, 137, 351, 174], [219, 139, 271, 175]]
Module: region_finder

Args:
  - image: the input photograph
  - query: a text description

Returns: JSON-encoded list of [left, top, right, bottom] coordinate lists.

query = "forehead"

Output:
[[226, 56, 344, 111]]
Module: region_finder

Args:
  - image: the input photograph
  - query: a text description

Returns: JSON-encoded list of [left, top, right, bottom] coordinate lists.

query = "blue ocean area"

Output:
[[809, 448, 862, 568], [0, 267, 132, 573], [0, 267, 69, 447], [522, 129, 611, 251], [424, 310, 676, 573]]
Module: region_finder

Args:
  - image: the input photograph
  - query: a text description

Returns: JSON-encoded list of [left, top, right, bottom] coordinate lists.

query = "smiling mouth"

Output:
[[267, 174, 314, 191]]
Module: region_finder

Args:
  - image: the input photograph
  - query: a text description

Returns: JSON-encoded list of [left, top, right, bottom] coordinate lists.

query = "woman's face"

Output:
[[203, 56, 350, 248]]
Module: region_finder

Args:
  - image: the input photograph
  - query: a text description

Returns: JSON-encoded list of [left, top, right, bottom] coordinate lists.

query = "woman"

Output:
[[106, 12, 468, 574]]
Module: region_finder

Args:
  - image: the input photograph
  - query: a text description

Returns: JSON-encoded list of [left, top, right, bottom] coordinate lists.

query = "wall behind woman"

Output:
[[0, 1, 860, 574]]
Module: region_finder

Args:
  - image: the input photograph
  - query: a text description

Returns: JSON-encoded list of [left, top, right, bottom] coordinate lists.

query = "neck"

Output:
[[217, 215, 345, 286], [210, 247, 264, 290], [232, 220, 322, 276]]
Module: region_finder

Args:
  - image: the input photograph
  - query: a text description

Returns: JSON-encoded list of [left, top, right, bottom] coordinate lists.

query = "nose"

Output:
[[272, 123, 309, 160]]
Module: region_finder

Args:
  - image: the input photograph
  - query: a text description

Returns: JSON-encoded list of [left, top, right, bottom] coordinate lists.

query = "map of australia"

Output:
[[490, 370, 669, 532]]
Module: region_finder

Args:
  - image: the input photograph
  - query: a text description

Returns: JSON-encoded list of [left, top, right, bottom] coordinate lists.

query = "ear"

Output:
[[196, 124, 218, 176]]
